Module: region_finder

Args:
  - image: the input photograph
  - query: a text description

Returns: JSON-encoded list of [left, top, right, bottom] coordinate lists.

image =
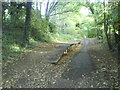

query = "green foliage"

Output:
[[31, 19, 48, 41], [53, 33, 76, 42], [31, 10, 56, 42], [2, 1, 120, 62], [49, 22, 56, 33], [2, 31, 22, 62], [2, 2, 26, 62]]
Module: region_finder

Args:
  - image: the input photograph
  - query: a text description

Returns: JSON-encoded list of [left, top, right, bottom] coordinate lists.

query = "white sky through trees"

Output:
[[33, 0, 107, 16]]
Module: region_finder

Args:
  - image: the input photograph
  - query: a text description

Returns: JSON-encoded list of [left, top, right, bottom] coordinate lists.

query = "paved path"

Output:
[[2, 38, 118, 88], [62, 38, 94, 80], [2, 41, 80, 88], [48, 38, 95, 88], [43, 41, 80, 64]]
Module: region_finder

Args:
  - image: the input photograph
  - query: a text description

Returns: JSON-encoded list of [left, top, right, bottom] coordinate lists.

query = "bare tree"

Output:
[[44, 0, 60, 21]]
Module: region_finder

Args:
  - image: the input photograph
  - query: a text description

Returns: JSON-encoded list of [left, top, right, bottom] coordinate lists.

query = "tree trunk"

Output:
[[108, 26, 112, 47], [113, 24, 117, 44], [22, 2, 32, 47], [36, 0, 39, 10], [45, 1, 49, 21], [118, 1, 120, 62], [10, 2, 17, 27], [40, 2, 42, 18], [2, 2, 4, 29], [104, 18, 112, 50], [0, 2, 2, 30], [103, 2, 112, 50]]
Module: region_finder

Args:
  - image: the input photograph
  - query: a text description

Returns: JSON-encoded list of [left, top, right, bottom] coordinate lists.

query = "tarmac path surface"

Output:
[[48, 38, 95, 88], [2, 38, 119, 88]]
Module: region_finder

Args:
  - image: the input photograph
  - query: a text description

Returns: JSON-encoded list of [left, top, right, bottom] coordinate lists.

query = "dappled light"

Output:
[[2, 0, 120, 88]]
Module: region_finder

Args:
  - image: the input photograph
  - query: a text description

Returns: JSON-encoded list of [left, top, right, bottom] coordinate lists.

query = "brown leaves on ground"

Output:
[[58, 44, 82, 64], [2, 39, 119, 88], [2, 42, 82, 88], [76, 39, 119, 88]]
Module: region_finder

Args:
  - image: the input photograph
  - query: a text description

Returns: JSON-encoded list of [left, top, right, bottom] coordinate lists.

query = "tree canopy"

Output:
[[2, 0, 120, 61]]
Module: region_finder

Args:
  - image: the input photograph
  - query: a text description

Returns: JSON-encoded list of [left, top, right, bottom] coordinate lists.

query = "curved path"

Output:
[[48, 38, 95, 88], [62, 38, 95, 80], [2, 38, 119, 88]]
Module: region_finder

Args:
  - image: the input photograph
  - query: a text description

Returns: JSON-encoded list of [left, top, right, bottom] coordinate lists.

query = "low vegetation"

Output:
[[2, 1, 120, 63]]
